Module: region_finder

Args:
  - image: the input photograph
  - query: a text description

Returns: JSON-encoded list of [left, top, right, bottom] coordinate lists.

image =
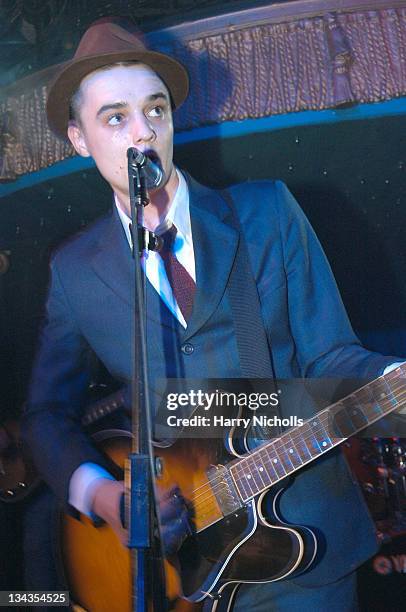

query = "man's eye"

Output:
[[147, 106, 164, 118], [107, 113, 124, 126]]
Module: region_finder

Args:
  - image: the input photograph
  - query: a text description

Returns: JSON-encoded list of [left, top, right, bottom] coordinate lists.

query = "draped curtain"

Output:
[[1, 2, 406, 181]]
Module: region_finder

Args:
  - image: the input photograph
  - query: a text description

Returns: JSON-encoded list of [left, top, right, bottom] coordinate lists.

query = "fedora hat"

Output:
[[46, 17, 189, 139]]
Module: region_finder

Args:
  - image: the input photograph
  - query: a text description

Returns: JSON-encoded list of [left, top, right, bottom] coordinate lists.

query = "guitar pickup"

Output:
[[207, 464, 242, 516]]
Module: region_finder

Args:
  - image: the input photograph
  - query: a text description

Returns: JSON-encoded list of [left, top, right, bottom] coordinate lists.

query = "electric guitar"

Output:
[[60, 364, 406, 611], [0, 387, 127, 502], [0, 387, 198, 610]]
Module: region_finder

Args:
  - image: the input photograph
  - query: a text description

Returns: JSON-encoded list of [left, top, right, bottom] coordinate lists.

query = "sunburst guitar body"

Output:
[[59, 428, 314, 612], [60, 364, 406, 611]]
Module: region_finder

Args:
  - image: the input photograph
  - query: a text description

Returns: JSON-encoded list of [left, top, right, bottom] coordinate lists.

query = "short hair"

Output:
[[69, 86, 84, 125]]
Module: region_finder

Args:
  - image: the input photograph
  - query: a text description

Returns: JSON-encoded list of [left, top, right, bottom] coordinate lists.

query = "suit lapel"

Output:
[[90, 207, 184, 330], [90, 206, 135, 307], [182, 175, 239, 341], [89, 177, 240, 340]]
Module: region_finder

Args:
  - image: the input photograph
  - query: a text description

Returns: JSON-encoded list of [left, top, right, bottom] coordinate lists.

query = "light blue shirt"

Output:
[[115, 168, 195, 329]]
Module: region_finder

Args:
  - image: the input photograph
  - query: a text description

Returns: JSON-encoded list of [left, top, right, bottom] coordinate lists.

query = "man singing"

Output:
[[23, 16, 401, 611]]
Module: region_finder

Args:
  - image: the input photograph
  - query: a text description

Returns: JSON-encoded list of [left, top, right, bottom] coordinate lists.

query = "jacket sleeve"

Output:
[[230, 179, 399, 380], [273, 180, 398, 379], [21, 256, 114, 507]]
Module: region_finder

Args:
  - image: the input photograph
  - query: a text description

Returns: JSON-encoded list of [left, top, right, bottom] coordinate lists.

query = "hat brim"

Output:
[[46, 50, 189, 139]]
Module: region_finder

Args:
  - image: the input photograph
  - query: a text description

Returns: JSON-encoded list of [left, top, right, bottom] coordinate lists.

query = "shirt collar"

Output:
[[115, 168, 191, 247]]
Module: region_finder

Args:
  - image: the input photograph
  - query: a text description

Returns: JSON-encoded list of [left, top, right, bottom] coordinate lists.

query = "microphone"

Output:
[[127, 147, 164, 190]]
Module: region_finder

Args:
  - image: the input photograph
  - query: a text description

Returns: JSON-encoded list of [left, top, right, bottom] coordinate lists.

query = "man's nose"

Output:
[[131, 114, 156, 145]]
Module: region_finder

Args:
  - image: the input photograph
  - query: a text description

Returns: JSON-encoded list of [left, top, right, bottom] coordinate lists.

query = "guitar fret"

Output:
[[308, 415, 333, 452], [296, 422, 321, 460], [328, 397, 365, 438], [282, 432, 304, 469], [355, 386, 383, 422], [259, 447, 279, 482], [251, 452, 271, 488], [273, 439, 294, 473], [264, 444, 287, 480], [381, 379, 399, 409], [231, 470, 250, 501], [239, 456, 262, 499], [370, 377, 398, 414], [246, 456, 264, 493], [344, 398, 368, 431], [81, 389, 125, 427]]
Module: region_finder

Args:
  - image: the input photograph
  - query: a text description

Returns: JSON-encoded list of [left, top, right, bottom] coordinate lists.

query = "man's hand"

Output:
[[156, 486, 193, 556], [91, 480, 192, 555], [91, 479, 128, 545]]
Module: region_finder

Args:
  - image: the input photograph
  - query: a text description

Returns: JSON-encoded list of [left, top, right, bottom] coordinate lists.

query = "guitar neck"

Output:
[[228, 364, 406, 503], [81, 388, 127, 428]]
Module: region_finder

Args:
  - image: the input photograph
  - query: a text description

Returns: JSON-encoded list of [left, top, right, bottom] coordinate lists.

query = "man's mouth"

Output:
[[143, 149, 161, 167]]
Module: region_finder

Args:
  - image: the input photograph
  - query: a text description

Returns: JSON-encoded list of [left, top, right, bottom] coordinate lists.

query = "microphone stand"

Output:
[[126, 148, 166, 612]]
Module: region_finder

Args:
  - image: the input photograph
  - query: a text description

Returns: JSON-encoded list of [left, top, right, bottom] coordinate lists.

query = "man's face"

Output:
[[67, 63, 176, 208]]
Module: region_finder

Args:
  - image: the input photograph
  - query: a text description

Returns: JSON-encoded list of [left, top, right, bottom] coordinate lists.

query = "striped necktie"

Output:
[[159, 224, 196, 322]]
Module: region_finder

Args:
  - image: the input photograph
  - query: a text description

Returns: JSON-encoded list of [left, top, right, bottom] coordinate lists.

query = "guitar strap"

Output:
[[202, 192, 283, 612], [219, 189, 283, 451], [220, 189, 276, 380]]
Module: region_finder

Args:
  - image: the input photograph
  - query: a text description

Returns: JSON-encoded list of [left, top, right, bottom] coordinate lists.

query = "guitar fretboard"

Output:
[[229, 364, 406, 502], [81, 388, 126, 427]]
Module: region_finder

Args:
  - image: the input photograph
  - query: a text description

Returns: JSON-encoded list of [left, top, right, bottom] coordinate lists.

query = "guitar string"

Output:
[[190, 421, 406, 523], [188, 381, 406, 514], [191, 423, 406, 525], [190, 378, 406, 504], [191, 403, 405, 512], [186, 382, 406, 521], [170, 369, 406, 503]]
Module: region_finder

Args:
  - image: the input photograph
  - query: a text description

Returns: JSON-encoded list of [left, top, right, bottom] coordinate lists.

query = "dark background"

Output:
[[0, 0, 288, 88], [1, 114, 405, 419], [0, 0, 405, 600]]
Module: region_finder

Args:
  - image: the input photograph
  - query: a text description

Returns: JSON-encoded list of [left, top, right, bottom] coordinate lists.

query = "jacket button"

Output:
[[181, 343, 194, 355]]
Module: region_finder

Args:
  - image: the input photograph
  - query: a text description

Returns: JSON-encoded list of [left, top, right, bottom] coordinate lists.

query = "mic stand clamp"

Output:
[[137, 227, 163, 255]]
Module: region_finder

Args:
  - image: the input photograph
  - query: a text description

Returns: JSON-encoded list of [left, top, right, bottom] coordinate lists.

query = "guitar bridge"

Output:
[[207, 464, 242, 516]]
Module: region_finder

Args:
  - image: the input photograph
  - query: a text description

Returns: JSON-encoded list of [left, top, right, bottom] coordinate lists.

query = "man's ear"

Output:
[[67, 121, 91, 157]]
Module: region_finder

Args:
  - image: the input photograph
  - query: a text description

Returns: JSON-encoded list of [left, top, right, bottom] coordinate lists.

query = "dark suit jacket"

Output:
[[23, 174, 396, 587]]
